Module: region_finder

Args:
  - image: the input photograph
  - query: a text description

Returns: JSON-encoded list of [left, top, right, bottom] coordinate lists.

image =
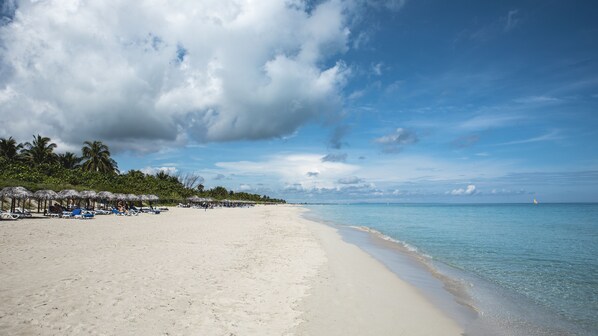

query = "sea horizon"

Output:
[[298, 201, 598, 205]]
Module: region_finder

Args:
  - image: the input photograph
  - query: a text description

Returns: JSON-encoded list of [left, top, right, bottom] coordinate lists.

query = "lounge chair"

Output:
[[72, 208, 94, 219], [0, 211, 19, 220], [142, 207, 160, 214], [111, 208, 126, 216], [13, 208, 32, 218]]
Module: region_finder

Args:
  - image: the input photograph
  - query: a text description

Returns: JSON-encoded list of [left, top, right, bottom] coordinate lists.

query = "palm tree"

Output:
[[57, 152, 82, 169], [156, 171, 171, 180], [0, 136, 23, 161], [21, 134, 57, 164], [81, 140, 119, 174]]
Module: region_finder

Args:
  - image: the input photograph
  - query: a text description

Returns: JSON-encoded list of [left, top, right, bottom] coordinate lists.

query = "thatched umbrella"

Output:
[[138, 194, 149, 210], [96, 191, 114, 209], [1, 186, 33, 212], [147, 194, 159, 208], [58, 189, 81, 209], [113, 193, 127, 201], [33, 189, 59, 213], [126, 194, 138, 208], [79, 190, 97, 209], [97, 191, 114, 201]]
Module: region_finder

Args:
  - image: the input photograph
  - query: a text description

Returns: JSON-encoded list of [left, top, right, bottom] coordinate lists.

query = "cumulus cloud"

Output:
[[374, 128, 418, 153], [140, 166, 178, 175], [337, 176, 363, 184], [238, 184, 252, 191], [214, 173, 226, 180], [0, 0, 353, 151], [449, 184, 477, 196], [321, 152, 347, 162], [284, 183, 304, 192], [0, 0, 17, 25], [216, 153, 359, 191]]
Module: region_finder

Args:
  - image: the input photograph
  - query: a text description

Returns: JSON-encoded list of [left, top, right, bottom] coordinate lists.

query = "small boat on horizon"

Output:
[[533, 198, 539, 205]]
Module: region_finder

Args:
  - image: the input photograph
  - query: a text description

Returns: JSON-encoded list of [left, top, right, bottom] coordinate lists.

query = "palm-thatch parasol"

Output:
[[79, 190, 97, 199], [58, 189, 81, 199], [146, 194, 159, 208], [125, 194, 139, 208], [96, 191, 115, 209], [57, 189, 81, 209], [33, 189, 59, 213], [79, 190, 97, 209], [138, 194, 149, 210], [1, 186, 33, 212], [97, 191, 115, 201], [113, 193, 127, 201]]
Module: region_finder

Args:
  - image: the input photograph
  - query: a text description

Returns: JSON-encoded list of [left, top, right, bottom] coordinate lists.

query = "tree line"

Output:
[[0, 135, 285, 203], [1, 135, 118, 173]]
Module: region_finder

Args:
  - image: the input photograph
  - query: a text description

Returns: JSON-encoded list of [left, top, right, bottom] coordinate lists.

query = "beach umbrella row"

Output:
[[187, 196, 214, 203], [1, 187, 162, 201], [0, 186, 161, 213]]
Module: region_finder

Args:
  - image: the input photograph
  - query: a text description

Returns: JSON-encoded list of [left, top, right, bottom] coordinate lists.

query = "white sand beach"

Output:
[[0, 205, 462, 335]]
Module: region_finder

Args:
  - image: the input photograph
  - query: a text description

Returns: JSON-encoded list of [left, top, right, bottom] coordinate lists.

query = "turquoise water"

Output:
[[305, 203, 598, 336]]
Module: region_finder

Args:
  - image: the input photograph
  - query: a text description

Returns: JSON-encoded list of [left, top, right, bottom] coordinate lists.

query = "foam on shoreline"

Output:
[[302, 205, 592, 336]]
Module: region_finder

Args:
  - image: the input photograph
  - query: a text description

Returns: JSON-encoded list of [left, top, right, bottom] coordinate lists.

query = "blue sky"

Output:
[[1, 0, 597, 202]]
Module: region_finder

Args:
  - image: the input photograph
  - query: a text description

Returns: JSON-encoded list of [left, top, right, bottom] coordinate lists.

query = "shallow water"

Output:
[[305, 203, 598, 336]]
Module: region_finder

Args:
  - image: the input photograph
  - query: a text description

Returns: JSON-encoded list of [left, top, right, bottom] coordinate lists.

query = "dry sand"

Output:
[[0, 205, 462, 335]]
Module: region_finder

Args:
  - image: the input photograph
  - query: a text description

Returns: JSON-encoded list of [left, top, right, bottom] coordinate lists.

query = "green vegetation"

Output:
[[0, 135, 285, 204]]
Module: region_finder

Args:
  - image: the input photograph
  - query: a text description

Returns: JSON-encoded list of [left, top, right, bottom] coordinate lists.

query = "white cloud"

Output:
[[374, 128, 418, 153], [140, 166, 178, 175], [215, 153, 359, 190], [0, 0, 352, 150], [337, 176, 363, 184], [371, 62, 383, 76], [449, 184, 477, 196], [238, 184, 252, 191]]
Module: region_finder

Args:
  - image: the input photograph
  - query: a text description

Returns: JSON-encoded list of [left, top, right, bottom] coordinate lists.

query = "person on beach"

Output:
[[117, 201, 129, 215]]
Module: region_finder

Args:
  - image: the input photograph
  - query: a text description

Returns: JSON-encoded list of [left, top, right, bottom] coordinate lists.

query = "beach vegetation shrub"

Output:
[[0, 135, 285, 203]]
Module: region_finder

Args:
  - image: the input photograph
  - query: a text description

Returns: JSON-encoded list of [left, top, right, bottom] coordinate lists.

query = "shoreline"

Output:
[[1, 205, 463, 335], [293, 206, 463, 335], [302, 204, 595, 336]]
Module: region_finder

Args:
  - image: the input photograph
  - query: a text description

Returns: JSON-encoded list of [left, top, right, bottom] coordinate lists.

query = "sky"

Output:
[[1, 0, 597, 203]]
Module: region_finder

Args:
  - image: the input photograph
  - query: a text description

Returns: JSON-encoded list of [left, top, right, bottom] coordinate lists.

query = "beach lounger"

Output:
[[0, 211, 19, 220], [72, 208, 94, 219], [13, 208, 32, 218], [111, 208, 126, 216]]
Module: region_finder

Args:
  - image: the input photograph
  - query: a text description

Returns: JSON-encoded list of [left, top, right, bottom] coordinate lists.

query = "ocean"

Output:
[[304, 203, 598, 336]]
